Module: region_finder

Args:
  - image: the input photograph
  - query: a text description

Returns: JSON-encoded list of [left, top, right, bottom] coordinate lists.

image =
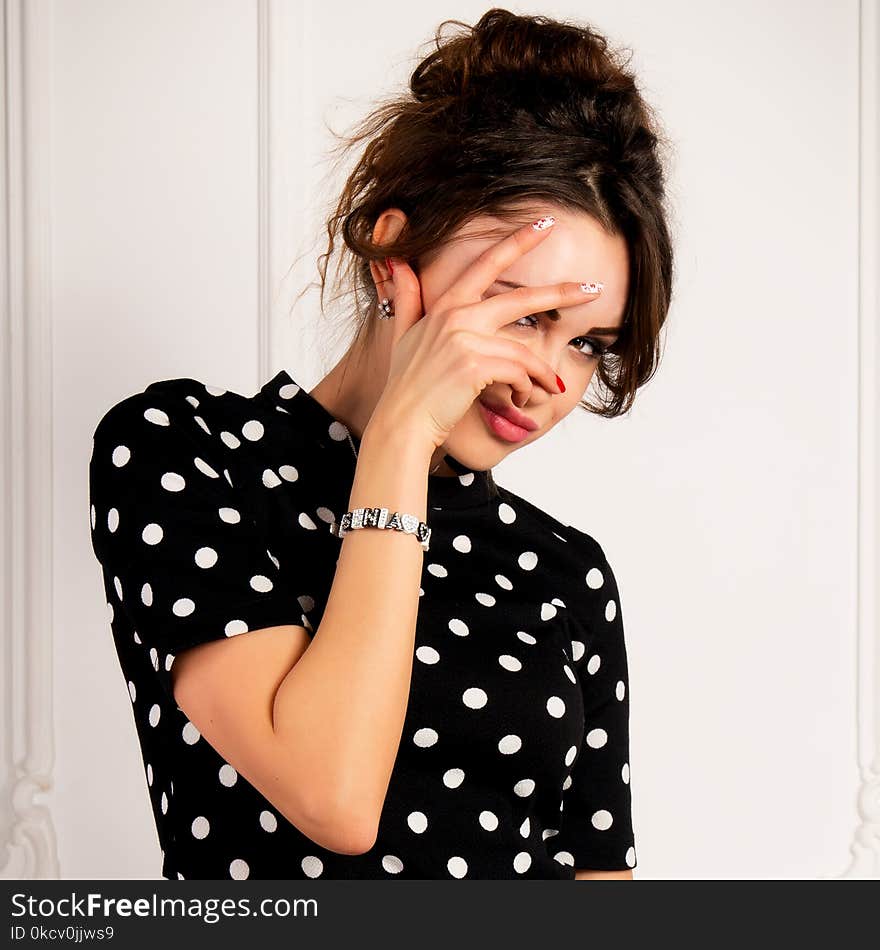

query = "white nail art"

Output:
[[580, 281, 604, 294], [531, 216, 556, 231]]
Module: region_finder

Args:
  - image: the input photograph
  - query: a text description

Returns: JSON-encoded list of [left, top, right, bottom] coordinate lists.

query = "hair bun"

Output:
[[411, 7, 625, 106]]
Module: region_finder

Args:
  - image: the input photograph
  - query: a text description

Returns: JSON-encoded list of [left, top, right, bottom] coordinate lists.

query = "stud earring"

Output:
[[378, 297, 395, 320]]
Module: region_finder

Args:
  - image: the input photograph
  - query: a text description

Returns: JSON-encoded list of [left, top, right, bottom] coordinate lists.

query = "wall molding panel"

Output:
[[0, 0, 60, 880]]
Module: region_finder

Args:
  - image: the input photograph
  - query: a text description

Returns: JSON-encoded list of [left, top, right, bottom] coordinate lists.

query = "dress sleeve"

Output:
[[88, 387, 305, 705], [553, 526, 638, 872]]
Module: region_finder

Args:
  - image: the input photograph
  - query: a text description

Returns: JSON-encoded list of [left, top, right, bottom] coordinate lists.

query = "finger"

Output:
[[472, 355, 538, 412], [440, 215, 560, 309], [383, 258, 425, 350], [461, 278, 604, 336], [464, 332, 563, 398]]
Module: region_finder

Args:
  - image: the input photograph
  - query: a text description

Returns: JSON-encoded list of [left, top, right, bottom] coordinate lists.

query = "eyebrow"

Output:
[[492, 279, 622, 337]]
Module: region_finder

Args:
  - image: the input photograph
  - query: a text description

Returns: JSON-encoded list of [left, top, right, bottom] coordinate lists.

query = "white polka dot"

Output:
[[165, 653, 174, 671], [541, 602, 557, 620], [279, 383, 299, 400], [443, 768, 465, 788], [250, 574, 274, 593], [382, 855, 404, 874], [204, 384, 226, 396], [517, 631, 537, 645], [462, 687, 488, 709], [587, 728, 608, 748], [622, 762, 630, 784], [327, 421, 349, 441], [565, 745, 578, 766], [299, 512, 318, 530], [260, 810, 278, 832], [606, 599, 617, 622], [194, 458, 220, 479], [416, 645, 440, 665], [546, 696, 566, 718], [448, 618, 469, 637], [191, 816, 210, 839], [107, 508, 119, 532], [498, 734, 522, 754], [146, 763, 153, 785], [592, 809, 613, 830], [302, 855, 324, 878], [479, 810, 499, 831], [519, 817, 530, 838], [161, 792, 168, 814], [219, 507, 240, 524], [570, 640, 585, 662], [494, 574, 513, 590], [452, 535, 471, 553], [142, 523, 163, 545], [225, 619, 248, 636], [427, 563, 448, 578], [553, 850, 575, 867], [112, 445, 131, 467], [161, 472, 185, 492], [229, 858, 249, 879], [498, 503, 517, 524], [128, 680, 136, 703], [144, 407, 170, 426], [148, 704, 161, 727], [195, 547, 218, 568], [518, 551, 538, 570], [172, 598, 195, 617], [563, 664, 576, 684], [626, 846, 636, 867], [498, 654, 521, 672], [447, 856, 468, 878], [587, 654, 601, 674], [475, 592, 496, 606], [114, 576, 123, 600], [182, 721, 201, 745], [616, 680, 626, 701], [413, 727, 438, 748], [193, 415, 211, 435], [514, 778, 535, 797], [219, 764, 238, 787], [90, 504, 96, 530], [220, 431, 241, 449], [586, 567, 604, 588], [242, 420, 264, 441], [279, 464, 299, 482], [141, 582, 153, 606], [262, 468, 282, 488], [407, 811, 428, 833], [513, 851, 532, 873]]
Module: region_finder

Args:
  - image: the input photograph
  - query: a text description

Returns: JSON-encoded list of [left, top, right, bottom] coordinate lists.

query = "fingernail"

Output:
[[556, 374, 566, 393], [580, 281, 604, 294], [531, 216, 556, 231]]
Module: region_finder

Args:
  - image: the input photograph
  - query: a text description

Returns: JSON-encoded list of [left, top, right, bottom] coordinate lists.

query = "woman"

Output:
[[88, 8, 672, 880]]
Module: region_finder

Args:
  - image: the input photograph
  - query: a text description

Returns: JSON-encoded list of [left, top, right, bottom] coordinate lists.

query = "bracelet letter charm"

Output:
[[330, 506, 432, 551]]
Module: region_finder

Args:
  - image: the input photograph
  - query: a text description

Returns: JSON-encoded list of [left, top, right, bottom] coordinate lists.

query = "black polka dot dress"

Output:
[[88, 370, 638, 879]]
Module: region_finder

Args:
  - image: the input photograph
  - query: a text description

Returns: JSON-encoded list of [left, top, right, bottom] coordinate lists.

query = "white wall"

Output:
[[2, 0, 875, 879]]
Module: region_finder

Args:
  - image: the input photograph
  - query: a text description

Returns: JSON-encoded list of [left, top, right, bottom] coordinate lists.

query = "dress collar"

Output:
[[258, 369, 498, 510]]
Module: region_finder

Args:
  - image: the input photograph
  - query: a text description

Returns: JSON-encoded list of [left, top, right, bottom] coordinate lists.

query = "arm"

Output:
[[575, 868, 634, 880], [171, 418, 432, 854]]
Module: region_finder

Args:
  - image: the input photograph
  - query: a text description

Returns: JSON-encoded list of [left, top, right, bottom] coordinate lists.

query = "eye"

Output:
[[513, 314, 609, 360]]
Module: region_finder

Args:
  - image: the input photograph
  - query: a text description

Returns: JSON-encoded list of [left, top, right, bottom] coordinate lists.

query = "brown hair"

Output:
[[310, 7, 675, 418]]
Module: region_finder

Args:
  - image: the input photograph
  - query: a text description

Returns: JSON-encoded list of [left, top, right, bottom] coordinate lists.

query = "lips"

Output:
[[478, 398, 539, 432]]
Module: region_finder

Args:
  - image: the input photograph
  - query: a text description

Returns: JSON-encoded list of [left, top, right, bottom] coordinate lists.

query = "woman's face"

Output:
[[411, 207, 630, 472]]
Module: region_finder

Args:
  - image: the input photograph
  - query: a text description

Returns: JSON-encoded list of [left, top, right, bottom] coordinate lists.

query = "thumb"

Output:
[[386, 258, 425, 348]]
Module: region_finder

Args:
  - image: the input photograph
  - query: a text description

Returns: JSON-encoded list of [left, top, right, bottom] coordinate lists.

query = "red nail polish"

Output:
[[556, 374, 565, 393]]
